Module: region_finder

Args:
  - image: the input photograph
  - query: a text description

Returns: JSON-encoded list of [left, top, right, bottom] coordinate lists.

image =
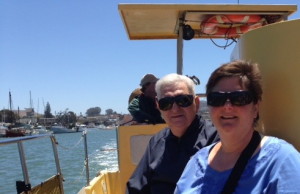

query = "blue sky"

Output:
[[1, 0, 299, 115]]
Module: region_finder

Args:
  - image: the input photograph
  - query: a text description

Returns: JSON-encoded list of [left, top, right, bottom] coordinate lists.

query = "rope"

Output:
[[66, 164, 87, 185], [197, 30, 236, 49], [209, 37, 236, 49], [56, 135, 84, 150]]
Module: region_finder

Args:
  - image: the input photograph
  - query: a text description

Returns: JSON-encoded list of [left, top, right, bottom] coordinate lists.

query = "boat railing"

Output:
[[80, 124, 167, 194], [0, 134, 64, 194]]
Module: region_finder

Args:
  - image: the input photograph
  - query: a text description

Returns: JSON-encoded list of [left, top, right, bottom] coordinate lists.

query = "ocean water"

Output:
[[0, 129, 118, 194]]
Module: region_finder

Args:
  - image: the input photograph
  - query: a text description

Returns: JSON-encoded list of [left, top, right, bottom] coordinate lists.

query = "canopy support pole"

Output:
[[177, 19, 183, 75]]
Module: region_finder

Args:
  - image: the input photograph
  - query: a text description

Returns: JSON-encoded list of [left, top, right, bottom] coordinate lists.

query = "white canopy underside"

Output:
[[119, 4, 297, 40]]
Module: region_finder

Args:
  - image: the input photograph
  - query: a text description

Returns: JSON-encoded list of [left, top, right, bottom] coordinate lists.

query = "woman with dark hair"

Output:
[[175, 60, 300, 193]]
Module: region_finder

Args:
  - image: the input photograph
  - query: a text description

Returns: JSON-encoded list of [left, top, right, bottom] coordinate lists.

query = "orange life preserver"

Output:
[[201, 15, 266, 38]]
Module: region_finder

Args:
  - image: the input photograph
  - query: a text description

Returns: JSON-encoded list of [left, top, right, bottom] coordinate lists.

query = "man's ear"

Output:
[[195, 96, 200, 110], [155, 97, 160, 109]]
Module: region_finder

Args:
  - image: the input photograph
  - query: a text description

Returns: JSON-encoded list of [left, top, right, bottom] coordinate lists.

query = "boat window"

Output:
[[130, 135, 153, 164]]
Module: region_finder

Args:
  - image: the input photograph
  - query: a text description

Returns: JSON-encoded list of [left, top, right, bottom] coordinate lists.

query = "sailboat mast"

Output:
[[9, 91, 12, 111], [30, 91, 33, 109]]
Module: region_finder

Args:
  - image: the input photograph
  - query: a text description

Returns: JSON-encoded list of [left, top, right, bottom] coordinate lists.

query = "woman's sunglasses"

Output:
[[207, 90, 254, 107], [158, 95, 194, 111]]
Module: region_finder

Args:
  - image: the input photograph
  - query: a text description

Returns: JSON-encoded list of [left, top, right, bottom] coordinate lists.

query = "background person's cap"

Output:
[[140, 74, 158, 86]]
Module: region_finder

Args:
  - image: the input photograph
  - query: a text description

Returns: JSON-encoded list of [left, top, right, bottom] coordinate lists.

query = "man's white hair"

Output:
[[155, 73, 196, 99]]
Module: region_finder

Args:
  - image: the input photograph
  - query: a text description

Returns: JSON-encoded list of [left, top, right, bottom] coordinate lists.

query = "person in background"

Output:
[[128, 88, 142, 104], [126, 73, 219, 194], [175, 60, 300, 193], [128, 74, 164, 124]]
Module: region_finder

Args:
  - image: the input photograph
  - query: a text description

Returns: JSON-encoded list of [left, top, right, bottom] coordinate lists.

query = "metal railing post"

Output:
[[17, 141, 31, 191], [83, 130, 90, 185], [50, 135, 64, 194]]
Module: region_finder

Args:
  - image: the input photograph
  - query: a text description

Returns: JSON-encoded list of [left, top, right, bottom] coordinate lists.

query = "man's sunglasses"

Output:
[[207, 90, 254, 107], [158, 95, 194, 111]]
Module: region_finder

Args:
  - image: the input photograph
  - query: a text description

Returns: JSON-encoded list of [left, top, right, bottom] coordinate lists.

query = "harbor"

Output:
[[0, 109, 123, 137]]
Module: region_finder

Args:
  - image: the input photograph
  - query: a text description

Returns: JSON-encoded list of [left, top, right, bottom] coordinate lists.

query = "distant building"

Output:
[[12, 108, 37, 124], [24, 108, 35, 117], [12, 108, 35, 118]]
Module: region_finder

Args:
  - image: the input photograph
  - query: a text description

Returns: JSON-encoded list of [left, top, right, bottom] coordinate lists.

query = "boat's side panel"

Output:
[[118, 124, 167, 193], [25, 174, 64, 194], [80, 124, 167, 194], [80, 170, 121, 194], [232, 19, 300, 151]]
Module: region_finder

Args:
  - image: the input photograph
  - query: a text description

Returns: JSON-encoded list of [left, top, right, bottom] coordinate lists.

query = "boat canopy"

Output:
[[119, 4, 297, 40], [119, 4, 296, 74]]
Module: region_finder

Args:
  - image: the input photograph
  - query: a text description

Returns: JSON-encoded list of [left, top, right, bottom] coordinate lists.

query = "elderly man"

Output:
[[128, 74, 164, 124], [126, 73, 219, 194]]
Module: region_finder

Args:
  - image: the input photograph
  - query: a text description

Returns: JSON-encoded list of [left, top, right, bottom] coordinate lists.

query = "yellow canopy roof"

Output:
[[119, 4, 297, 40]]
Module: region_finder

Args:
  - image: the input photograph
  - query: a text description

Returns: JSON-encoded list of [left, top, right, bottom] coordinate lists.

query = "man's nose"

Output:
[[170, 102, 180, 111]]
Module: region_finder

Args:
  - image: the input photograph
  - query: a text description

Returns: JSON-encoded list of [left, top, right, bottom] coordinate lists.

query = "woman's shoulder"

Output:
[[257, 136, 300, 181], [258, 136, 299, 163], [263, 136, 298, 153]]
